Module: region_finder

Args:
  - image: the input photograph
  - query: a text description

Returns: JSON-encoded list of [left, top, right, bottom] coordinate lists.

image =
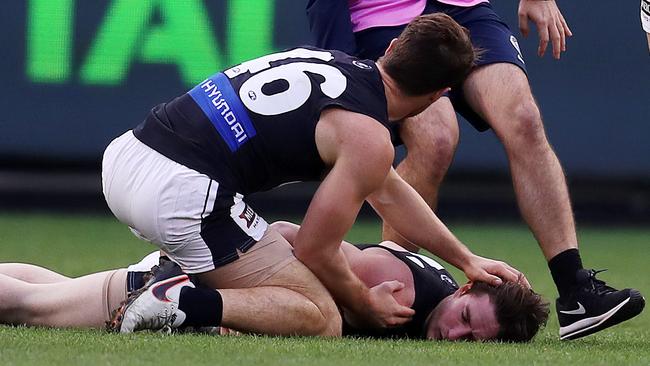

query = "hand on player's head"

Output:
[[463, 254, 530, 289]]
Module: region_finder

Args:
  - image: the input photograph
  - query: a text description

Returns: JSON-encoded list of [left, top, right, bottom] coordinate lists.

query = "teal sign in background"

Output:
[[1, 1, 648, 179]]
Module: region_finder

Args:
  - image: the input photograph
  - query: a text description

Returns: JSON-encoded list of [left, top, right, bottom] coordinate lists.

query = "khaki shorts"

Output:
[[123, 227, 297, 291], [102, 269, 128, 323], [207, 228, 297, 289]]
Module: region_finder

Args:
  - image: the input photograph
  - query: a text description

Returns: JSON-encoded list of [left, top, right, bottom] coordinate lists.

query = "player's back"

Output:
[[134, 47, 388, 194]]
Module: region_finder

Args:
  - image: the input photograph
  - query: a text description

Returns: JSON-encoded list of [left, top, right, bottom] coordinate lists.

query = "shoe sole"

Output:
[[106, 282, 153, 332], [560, 290, 645, 340], [106, 261, 185, 332]]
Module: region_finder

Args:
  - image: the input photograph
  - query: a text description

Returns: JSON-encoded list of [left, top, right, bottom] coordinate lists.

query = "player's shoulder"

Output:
[[315, 112, 393, 175], [317, 108, 392, 155]]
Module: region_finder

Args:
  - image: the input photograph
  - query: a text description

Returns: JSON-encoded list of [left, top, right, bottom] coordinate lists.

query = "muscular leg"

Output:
[[463, 63, 577, 260], [195, 229, 342, 337], [382, 97, 459, 252], [0, 263, 71, 284], [211, 260, 341, 336], [0, 251, 340, 336], [0, 270, 127, 328], [463, 63, 645, 339]]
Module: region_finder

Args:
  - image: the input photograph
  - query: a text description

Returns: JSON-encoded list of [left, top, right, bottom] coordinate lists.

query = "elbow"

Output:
[[294, 245, 327, 272], [293, 245, 315, 264], [367, 187, 395, 214]]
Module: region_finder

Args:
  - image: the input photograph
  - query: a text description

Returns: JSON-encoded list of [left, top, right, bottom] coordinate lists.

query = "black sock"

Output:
[[178, 287, 223, 327], [548, 248, 584, 301]]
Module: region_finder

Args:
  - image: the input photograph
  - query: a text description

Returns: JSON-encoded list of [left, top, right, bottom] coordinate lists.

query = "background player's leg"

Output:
[[0, 270, 126, 328], [382, 97, 459, 252], [0, 263, 71, 284], [463, 63, 644, 339], [463, 63, 577, 260]]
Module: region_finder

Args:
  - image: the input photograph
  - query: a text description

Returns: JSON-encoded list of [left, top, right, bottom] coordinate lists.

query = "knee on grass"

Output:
[[298, 298, 342, 337]]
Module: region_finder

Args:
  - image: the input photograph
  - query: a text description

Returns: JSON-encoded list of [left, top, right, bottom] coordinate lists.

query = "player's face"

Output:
[[425, 289, 500, 341]]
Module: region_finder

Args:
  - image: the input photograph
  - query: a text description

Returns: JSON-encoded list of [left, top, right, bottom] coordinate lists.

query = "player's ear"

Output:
[[384, 38, 399, 56], [456, 282, 473, 297]]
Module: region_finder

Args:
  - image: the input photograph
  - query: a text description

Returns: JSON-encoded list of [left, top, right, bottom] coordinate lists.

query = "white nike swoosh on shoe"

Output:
[[559, 297, 631, 339], [560, 302, 586, 315]]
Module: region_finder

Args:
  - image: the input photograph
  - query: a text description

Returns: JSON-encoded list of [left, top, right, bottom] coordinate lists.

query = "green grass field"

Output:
[[0, 213, 648, 366]]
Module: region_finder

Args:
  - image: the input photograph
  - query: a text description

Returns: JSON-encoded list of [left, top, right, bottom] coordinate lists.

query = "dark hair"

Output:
[[468, 281, 550, 343], [378, 13, 477, 95]]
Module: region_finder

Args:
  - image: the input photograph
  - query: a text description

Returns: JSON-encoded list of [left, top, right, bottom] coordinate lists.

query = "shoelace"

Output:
[[142, 306, 178, 332], [586, 269, 617, 296]]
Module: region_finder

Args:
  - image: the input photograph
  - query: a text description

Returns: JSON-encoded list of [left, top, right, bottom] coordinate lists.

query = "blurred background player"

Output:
[[306, 0, 645, 340]]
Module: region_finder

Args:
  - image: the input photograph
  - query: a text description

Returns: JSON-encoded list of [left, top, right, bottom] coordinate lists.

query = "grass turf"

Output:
[[0, 213, 648, 366]]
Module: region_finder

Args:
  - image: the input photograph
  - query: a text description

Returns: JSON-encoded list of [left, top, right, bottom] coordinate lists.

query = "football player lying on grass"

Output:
[[0, 221, 548, 342]]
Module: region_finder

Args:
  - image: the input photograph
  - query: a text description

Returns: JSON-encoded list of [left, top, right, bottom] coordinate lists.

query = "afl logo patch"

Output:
[[352, 60, 372, 70]]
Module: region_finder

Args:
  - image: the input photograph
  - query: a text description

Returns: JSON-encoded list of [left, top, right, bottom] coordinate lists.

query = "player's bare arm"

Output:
[[366, 167, 528, 288], [272, 221, 416, 309], [518, 0, 572, 59], [293, 108, 415, 329]]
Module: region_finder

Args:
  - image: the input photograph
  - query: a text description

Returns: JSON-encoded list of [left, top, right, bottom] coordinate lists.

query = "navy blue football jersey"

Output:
[[344, 245, 459, 338], [134, 47, 388, 194]]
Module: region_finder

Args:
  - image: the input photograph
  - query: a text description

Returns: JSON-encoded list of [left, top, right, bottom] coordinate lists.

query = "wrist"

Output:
[[357, 286, 373, 311], [457, 250, 477, 272], [344, 287, 374, 325]]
